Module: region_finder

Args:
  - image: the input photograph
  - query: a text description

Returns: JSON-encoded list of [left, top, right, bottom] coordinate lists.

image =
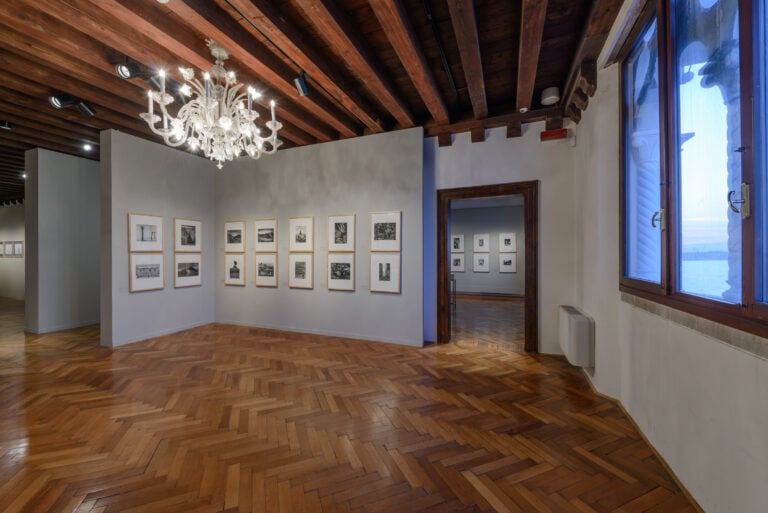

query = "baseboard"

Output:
[[455, 292, 524, 301], [109, 319, 214, 347], [25, 319, 100, 334]]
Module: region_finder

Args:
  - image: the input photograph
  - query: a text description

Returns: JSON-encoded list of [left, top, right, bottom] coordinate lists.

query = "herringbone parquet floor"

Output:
[[0, 298, 699, 512], [451, 298, 525, 352]]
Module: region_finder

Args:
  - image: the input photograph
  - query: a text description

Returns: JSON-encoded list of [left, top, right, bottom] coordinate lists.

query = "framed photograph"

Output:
[[129, 252, 164, 292], [370, 211, 401, 252], [328, 214, 355, 252], [224, 253, 246, 286], [328, 252, 354, 291], [128, 213, 163, 252], [174, 218, 201, 252], [473, 233, 490, 253], [254, 219, 277, 253], [451, 234, 464, 253], [499, 253, 517, 273], [499, 232, 517, 252], [473, 253, 490, 273], [450, 254, 465, 272], [174, 253, 201, 288], [289, 253, 313, 289], [13, 241, 23, 258], [255, 253, 278, 287], [370, 252, 400, 293], [225, 221, 245, 253], [2, 242, 9, 257], [289, 216, 314, 252]]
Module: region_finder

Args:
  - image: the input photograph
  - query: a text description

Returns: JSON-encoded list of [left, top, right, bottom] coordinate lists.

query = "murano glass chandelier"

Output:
[[140, 40, 282, 169]]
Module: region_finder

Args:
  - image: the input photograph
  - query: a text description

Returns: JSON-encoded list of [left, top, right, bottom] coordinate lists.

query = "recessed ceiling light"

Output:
[[0, 120, 10, 130], [116, 61, 142, 79], [83, 143, 93, 151]]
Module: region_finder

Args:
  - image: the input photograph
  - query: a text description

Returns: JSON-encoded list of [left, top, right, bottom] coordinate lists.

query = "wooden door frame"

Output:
[[437, 180, 539, 351]]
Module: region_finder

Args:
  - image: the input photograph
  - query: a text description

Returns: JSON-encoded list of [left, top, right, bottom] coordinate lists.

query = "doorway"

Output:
[[437, 181, 538, 351]]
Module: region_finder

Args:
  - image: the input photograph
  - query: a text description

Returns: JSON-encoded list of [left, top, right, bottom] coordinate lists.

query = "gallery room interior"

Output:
[[0, 0, 765, 511]]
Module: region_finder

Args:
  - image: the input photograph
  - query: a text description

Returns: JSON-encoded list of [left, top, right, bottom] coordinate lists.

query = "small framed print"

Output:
[[254, 219, 277, 253], [13, 241, 23, 258], [370, 252, 400, 293], [289, 216, 314, 252], [328, 252, 354, 291], [128, 213, 163, 252], [499, 232, 517, 252], [370, 211, 401, 252], [174, 253, 201, 288], [473, 233, 490, 253], [225, 221, 245, 253], [499, 253, 517, 273], [289, 253, 313, 289], [129, 252, 164, 292], [255, 253, 278, 287], [450, 254, 465, 272], [473, 253, 490, 273], [451, 234, 464, 253], [175, 218, 201, 252], [224, 253, 245, 286], [328, 214, 355, 252], [2, 242, 10, 256]]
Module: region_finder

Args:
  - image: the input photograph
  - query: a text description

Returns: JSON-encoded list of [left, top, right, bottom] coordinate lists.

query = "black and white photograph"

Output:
[[2, 242, 10, 257], [254, 219, 277, 253], [174, 253, 202, 288], [289, 216, 314, 252], [473, 252, 490, 273], [224, 221, 245, 253], [289, 253, 313, 288], [328, 252, 354, 291], [450, 253, 465, 272], [224, 253, 245, 286], [499, 232, 517, 252], [128, 213, 163, 252], [174, 218, 202, 252], [12, 241, 23, 258], [129, 252, 164, 292], [499, 253, 517, 273], [370, 211, 401, 252], [473, 233, 490, 253], [451, 234, 464, 253], [370, 252, 400, 293], [328, 214, 355, 252], [255, 253, 278, 287]]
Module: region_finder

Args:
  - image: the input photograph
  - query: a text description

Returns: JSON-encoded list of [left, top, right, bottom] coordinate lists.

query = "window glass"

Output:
[[757, 0, 768, 303], [624, 17, 662, 284]]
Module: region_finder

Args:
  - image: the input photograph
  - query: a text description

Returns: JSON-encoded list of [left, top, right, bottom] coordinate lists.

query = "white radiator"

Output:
[[558, 306, 595, 367]]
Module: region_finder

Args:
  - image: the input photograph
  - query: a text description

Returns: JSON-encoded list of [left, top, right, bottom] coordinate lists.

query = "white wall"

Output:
[[424, 125, 577, 352], [215, 128, 424, 346], [25, 149, 99, 332], [0, 204, 25, 300], [100, 130, 216, 347]]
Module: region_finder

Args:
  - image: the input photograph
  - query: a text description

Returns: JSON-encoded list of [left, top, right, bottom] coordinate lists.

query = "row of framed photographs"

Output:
[[0, 241, 23, 258], [451, 232, 517, 253], [129, 214, 202, 253], [224, 211, 401, 253], [451, 252, 517, 273]]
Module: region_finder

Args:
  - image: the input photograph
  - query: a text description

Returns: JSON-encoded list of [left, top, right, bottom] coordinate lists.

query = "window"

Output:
[[621, 0, 768, 335]]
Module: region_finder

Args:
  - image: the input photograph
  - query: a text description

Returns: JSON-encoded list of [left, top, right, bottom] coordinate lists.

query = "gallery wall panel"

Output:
[[0, 203, 25, 300]]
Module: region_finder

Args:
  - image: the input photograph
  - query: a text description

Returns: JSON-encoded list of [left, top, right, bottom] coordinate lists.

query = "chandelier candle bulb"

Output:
[[148, 91, 153, 116], [158, 70, 165, 95], [270, 100, 275, 121]]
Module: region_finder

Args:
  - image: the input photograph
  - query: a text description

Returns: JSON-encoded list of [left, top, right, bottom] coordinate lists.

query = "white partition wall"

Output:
[[0, 204, 25, 300]]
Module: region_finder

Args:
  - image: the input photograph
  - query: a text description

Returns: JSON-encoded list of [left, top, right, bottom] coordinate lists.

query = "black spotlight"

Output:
[[293, 71, 308, 97], [116, 61, 142, 79], [77, 101, 96, 117], [0, 120, 11, 130], [49, 93, 76, 109]]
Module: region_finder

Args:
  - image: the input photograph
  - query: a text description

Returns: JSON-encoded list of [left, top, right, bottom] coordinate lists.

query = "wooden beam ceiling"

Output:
[[447, 0, 488, 120], [516, 0, 549, 113]]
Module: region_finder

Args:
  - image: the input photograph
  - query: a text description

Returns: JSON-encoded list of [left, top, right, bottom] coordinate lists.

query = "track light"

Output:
[[49, 93, 76, 109], [116, 60, 142, 79], [293, 71, 308, 97], [77, 101, 96, 117], [0, 120, 10, 130]]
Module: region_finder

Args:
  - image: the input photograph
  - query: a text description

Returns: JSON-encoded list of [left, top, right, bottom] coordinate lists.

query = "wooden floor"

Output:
[[0, 299, 698, 512], [451, 297, 525, 352]]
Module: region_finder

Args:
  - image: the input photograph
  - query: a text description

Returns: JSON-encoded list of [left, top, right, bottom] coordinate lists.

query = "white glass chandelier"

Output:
[[140, 40, 282, 169]]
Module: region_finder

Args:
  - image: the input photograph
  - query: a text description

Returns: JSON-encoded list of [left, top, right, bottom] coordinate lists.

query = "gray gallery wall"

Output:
[[25, 149, 99, 332], [100, 130, 216, 347], [215, 127, 424, 346], [449, 205, 525, 295], [0, 203, 25, 300]]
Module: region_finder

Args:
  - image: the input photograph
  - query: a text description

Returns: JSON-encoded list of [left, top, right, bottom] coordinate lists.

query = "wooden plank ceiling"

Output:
[[0, 0, 623, 204]]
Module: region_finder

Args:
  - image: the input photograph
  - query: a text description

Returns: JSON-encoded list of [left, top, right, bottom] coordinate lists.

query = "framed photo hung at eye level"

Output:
[[174, 218, 201, 252], [451, 234, 464, 253], [128, 213, 163, 252], [450, 253, 465, 272], [224, 253, 245, 286], [473, 253, 490, 273], [499, 253, 517, 273], [254, 219, 277, 253], [328, 252, 354, 291], [255, 253, 278, 287], [473, 233, 489, 253], [370, 211, 401, 252], [174, 253, 202, 288], [499, 232, 516, 252], [289, 253, 313, 289], [224, 221, 245, 253], [289, 216, 314, 252], [370, 252, 400, 293], [328, 214, 355, 252], [129, 252, 164, 292]]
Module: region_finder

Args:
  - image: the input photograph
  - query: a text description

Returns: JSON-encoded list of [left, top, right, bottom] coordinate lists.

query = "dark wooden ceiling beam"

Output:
[[516, 0, 549, 113], [293, 0, 415, 128], [425, 106, 562, 137], [369, 0, 449, 125], [0, 101, 100, 141], [223, 0, 386, 133], [0, 130, 98, 159], [447, 0, 488, 120], [0, 110, 99, 146]]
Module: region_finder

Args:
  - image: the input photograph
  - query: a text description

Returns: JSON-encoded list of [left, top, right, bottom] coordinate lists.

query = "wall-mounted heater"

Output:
[[559, 305, 595, 367]]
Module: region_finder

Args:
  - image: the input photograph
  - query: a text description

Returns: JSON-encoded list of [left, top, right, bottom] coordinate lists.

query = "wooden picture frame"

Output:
[[328, 214, 355, 252], [255, 253, 278, 287], [128, 213, 163, 252], [254, 219, 277, 253], [370, 211, 401, 252], [174, 218, 202, 252], [129, 252, 164, 292], [328, 252, 354, 291], [174, 253, 202, 287], [224, 253, 246, 286], [289, 216, 314, 252], [225, 221, 245, 253], [370, 252, 400, 293], [289, 253, 313, 288]]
